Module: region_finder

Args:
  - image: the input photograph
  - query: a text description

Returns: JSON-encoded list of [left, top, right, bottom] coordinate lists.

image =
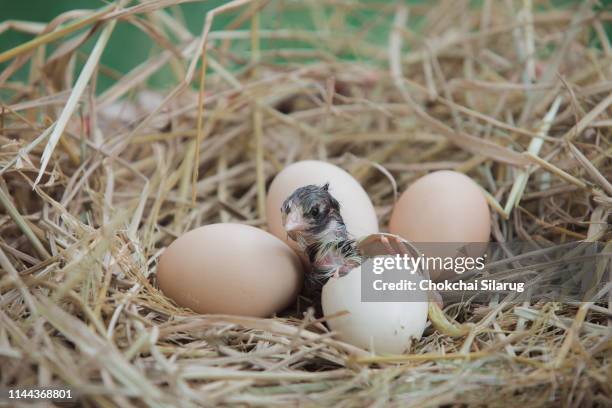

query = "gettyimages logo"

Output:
[[372, 253, 487, 275], [361, 242, 610, 303]]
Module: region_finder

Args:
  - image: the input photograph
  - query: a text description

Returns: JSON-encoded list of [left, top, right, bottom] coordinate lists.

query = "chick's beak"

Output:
[[283, 211, 307, 234]]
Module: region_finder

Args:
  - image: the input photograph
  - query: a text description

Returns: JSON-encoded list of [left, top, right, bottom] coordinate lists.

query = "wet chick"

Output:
[[281, 184, 361, 287]]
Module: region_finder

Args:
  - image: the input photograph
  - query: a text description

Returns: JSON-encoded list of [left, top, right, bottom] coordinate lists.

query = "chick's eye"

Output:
[[281, 201, 290, 214], [309, 207, 320, 217]]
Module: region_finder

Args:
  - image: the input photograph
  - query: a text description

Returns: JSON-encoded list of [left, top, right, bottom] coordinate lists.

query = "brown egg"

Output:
[[389, 171, 491, 279], [157, 223, 303, 317], [266, 160, 378, 257]]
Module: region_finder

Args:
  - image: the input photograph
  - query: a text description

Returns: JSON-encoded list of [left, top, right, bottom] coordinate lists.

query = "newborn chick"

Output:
[[281, 184, 361, 286], [282, 184, 444, 312]]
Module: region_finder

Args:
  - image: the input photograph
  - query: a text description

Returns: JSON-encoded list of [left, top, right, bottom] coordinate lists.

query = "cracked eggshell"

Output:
[[321, 267, 428, 354], [321, 233, 428, 354], [157, 223, 303, 317], [266, 160, 379, 256]]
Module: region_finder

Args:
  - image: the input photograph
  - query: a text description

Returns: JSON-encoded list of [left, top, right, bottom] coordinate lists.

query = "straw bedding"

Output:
[[0, 0, 610, 406]]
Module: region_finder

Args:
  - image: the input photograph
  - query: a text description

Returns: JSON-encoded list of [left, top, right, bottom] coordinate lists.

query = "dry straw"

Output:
[[0, 0, 611, 406]]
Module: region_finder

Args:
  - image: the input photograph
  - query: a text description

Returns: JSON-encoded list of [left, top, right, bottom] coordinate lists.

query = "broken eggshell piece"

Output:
[[321, 233, 429, 354]]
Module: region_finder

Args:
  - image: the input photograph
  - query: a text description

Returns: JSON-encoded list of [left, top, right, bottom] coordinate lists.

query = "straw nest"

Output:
[[0, 0, 610, 406]]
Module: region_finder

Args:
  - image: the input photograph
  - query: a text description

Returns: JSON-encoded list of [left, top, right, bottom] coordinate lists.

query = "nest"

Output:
[[0, 0, 610, 406]]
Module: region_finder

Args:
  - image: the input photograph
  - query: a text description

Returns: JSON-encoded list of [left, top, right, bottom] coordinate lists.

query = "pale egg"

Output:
[[266, 160, 379, 255], [321, 233, 428, 354], [157, 223, 303, 317]]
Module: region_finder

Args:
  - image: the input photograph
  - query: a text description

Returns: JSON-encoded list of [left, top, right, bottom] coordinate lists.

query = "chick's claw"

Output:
[[376, 234, 411, 255], [379, 235, 396, 255]]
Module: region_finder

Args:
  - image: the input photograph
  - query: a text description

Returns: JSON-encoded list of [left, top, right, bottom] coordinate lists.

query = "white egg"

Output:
[[322, 266, 428, 354]]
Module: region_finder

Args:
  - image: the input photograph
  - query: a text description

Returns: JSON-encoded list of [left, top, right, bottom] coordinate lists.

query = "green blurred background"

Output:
[[0, 0, 609, 93]]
